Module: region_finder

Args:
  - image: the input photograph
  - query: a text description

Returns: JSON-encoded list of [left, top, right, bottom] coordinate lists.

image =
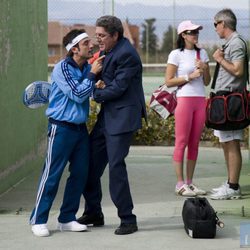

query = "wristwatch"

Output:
[[184, 74, 189, 82]]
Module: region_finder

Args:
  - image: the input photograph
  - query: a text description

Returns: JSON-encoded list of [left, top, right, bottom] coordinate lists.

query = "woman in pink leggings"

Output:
[[165, 20, 211, 196]]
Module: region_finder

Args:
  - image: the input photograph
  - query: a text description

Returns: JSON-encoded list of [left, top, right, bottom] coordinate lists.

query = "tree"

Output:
[[141, 18, 158, 58], [161, 25, 177, 55]]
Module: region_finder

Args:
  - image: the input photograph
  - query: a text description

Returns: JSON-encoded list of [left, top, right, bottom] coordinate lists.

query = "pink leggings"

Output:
[[173, 97, 206, 162]]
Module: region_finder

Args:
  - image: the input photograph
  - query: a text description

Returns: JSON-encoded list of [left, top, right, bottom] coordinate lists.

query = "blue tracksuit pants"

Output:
[[30, 121, 89, 224]]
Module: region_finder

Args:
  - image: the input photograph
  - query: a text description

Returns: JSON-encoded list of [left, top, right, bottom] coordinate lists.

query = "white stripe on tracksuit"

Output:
[[30, 124, 57, 225]]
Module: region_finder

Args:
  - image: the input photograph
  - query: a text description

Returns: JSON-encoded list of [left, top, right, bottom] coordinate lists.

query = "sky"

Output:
[[49, 0, 250, 44], [73, 0, 250, 10]]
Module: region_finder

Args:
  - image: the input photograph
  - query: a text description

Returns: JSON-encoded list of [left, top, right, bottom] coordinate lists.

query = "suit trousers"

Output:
[[84, 115, 136, 224]]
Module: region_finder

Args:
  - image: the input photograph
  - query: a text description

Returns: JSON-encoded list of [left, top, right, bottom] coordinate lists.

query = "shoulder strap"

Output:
[[211, 63, 220, 90], [196, 49, 200, 60], [239, 37, 249, 86]]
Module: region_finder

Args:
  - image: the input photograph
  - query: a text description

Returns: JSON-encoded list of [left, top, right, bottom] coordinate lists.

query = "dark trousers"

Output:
[[83, 115, 136, 224]]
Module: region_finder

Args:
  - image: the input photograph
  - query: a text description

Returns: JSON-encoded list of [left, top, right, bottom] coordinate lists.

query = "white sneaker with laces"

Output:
[[211, 181, 228, 194], [175, 184, 196, 197], [210, 185, 241, 200], [189, 183, 207, 195], [57, 221, 87, 232], [31, 224, 50, 237]]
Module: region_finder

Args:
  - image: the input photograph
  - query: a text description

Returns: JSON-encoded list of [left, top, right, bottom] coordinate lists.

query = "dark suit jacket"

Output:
[[93, 38, 147, 135]]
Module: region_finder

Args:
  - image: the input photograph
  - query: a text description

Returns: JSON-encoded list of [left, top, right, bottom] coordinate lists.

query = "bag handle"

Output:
[[211, 37, 249, 90], [196, 49, 200, 60]]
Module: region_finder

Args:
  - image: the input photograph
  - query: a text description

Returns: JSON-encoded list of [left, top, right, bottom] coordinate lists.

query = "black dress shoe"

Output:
[[114, 223, 138, 235], [77, 212, 104, 226]]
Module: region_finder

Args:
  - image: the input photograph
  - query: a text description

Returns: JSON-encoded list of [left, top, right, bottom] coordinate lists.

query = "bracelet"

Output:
[[184, 74, 189, 82]]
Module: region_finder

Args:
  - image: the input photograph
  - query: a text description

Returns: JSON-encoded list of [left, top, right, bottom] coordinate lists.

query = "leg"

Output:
[[173, 97, 193, 183], [221, 143, 230, 180], [58, 125, 89, 223], [210, 131, 242, 200], [222, 140, 242, 184], [186, 97, 206, 181], [214, 130, 243, 184], [105, 131, 136, 224], [83, 116, 108, 215], [30, 124, 74, 225]]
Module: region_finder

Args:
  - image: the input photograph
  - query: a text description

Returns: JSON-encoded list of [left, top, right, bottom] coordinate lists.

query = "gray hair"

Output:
[[214, 8, 237, 31], [96, 15, 124, 40]]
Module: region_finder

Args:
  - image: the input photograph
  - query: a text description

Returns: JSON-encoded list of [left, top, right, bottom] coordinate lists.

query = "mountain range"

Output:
[[48, 1, 250, 44]]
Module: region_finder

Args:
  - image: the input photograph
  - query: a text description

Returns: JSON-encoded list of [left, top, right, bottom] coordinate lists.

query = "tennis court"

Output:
[[143, 70, 214, 102], [48, 66, 213, 103], [143, 75, 163, 102]]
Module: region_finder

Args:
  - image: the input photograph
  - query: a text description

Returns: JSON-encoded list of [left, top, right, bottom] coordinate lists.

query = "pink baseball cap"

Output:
[[177, 20, 203, 35]]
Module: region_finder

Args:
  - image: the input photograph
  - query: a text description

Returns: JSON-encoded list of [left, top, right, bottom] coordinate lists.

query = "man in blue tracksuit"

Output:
[[30, 29, 104, 237]]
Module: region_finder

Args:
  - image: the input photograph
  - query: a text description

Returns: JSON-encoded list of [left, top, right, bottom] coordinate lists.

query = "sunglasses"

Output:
[[95, 33, 110, 40], [184, 30, 199, 35], [214, 21, 223, 28]]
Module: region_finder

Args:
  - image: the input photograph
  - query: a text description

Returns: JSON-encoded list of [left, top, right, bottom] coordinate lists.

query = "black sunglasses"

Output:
[[214, 21, 223, 28], [184, 30, 199, 35]]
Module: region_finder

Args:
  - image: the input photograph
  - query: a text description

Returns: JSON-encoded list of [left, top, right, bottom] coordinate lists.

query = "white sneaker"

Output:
[[210, 185, 241, 200], [175, 184, 196, 197], [211, 181, 228, 193], [31, 224, 50, 237], [189, 183, 207, 195], [57, 221, 87, 232]]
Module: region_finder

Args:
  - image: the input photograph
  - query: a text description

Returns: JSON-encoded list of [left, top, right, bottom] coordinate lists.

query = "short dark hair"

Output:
[[63, 29, 86, 56], [96, 15, 123, 40]]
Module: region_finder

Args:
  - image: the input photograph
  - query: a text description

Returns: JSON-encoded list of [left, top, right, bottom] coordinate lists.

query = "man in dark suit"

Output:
[[78, 15, 147, 235]]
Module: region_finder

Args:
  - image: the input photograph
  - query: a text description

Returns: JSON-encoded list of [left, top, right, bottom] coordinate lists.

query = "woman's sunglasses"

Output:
[[184, 30, 199, 35]]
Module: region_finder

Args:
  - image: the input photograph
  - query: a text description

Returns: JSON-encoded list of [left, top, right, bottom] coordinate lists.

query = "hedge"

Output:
[[87, 101, 249, 147]]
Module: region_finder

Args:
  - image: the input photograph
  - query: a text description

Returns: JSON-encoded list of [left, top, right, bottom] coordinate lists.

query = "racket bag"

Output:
[[182, 197, 218, 238]]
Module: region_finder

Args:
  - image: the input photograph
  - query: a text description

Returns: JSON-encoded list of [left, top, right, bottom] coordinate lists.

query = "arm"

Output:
[[213, 48, 244, 77], [53, 62, 96, 103], [219, 59, 244, 77], [195, 60, 211, 86], [165, 64, 188, 87], [165, 63, 204, 87], [202, 62, 211, 86]]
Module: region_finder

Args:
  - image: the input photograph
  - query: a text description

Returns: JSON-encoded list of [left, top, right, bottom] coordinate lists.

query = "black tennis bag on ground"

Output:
[[182, 197, 223, 238]]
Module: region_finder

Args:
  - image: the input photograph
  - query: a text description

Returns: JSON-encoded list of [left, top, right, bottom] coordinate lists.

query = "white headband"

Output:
[[65, 33, 89, 51]]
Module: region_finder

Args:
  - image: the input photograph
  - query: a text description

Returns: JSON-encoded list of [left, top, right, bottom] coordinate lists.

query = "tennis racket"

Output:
[[23, 81, 51, 109]]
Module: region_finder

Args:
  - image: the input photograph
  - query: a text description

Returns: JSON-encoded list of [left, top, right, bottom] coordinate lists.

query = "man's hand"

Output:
[[213, 48, 224, 63], [95, 80, 106, 89], [91, 55, 105, 74]]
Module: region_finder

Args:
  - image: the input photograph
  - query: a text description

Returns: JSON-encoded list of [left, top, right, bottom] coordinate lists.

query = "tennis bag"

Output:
[[205, 89, 250, 130], [182, 197, 223, 238]]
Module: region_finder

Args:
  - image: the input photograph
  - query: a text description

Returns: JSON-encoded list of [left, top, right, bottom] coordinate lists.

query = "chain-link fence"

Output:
[[48, 0, 250, 64], [48, 0, 250, 100]]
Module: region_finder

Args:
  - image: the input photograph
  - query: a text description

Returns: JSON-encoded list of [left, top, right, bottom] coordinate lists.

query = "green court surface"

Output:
[[143, 74, 212, 102], [143, 76, 164, 101]]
